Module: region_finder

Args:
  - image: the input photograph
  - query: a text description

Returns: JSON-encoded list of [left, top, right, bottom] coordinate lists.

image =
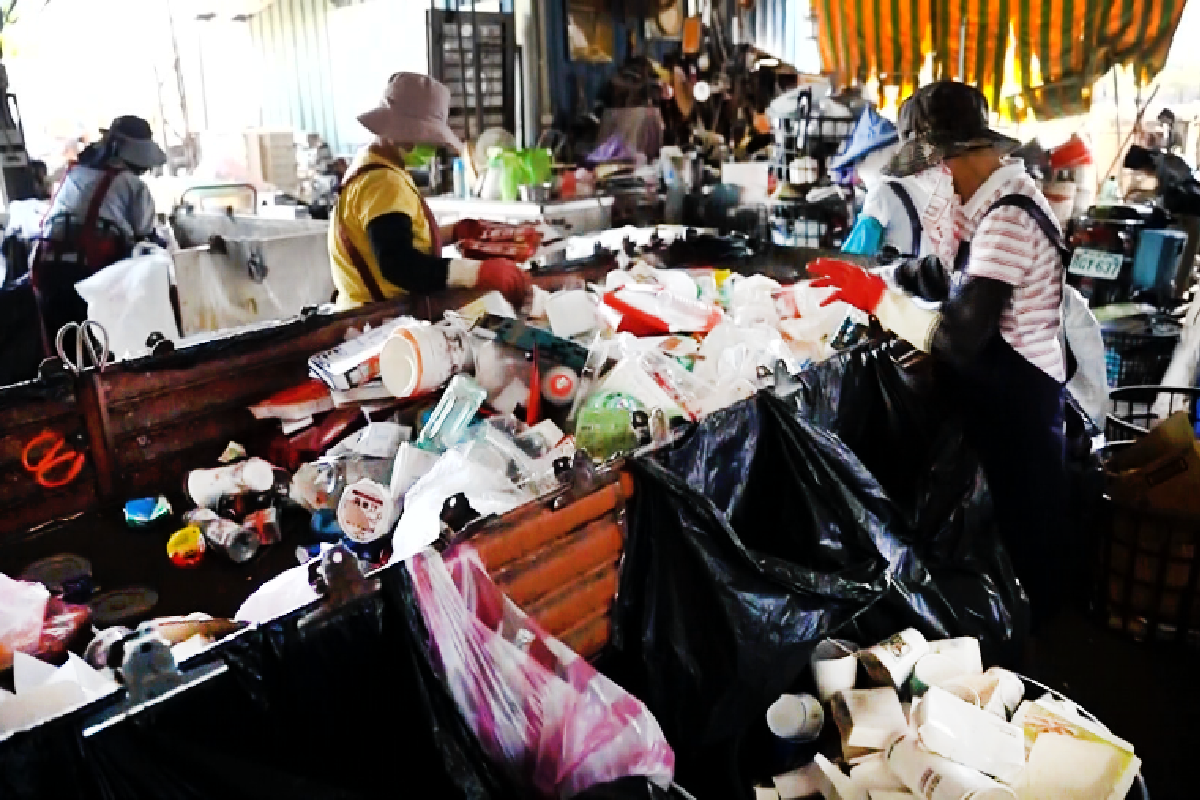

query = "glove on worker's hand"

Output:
[[475, 258, 532, 308], [808, 257, 887, 313], [808, 257, 940, 352]]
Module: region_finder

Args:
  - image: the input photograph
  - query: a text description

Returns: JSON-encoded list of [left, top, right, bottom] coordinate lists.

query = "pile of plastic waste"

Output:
[[225, 259, 866, 620], [758, 629, 1141, 800]]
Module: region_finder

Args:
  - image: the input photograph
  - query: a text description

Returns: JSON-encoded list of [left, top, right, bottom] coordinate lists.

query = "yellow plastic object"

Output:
[[167, 526, 206, 568]]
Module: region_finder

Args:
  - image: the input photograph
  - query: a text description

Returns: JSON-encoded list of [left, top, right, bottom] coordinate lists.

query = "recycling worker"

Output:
[[812, 82, 1069, 632], [330, 72, 530, 310], [33, 115, 166, 342], [834, 106, 934, 260]]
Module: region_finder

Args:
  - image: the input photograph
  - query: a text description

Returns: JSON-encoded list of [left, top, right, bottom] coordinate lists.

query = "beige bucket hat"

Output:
[[358, 72, 463, 152]]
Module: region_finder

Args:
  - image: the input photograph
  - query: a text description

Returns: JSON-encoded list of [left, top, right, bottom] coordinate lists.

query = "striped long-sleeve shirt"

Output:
[[955, 162, 1066, 382]]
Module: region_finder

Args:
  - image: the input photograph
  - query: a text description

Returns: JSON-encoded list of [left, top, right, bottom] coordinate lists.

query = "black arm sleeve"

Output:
[[895, 254, 952, 302], [365, 211, 451, 294], [931, 276, 1014, 370]]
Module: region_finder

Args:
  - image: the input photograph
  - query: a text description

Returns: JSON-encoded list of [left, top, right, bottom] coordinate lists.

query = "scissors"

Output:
[[21, 429, 86, 488], [55, 320, 110, 375]]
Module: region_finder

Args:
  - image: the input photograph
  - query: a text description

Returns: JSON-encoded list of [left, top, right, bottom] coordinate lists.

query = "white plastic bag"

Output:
[[389, 448, 534, 564], [75, 244, 178, 360], [235, 546, 331, 623], [0, 573, 50, 655], [1061, 285, 1109, 427], [1153, 294, 1200, 423]]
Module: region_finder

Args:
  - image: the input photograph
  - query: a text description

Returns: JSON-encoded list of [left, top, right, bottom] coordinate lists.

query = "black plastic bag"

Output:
[[0, 562, 681, 800], [606, 393, 901, 800], [606, 363, 1033, 799], [781, 342, 1029, 659]]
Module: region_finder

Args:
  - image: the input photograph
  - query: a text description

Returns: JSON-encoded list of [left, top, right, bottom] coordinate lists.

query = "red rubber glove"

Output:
[[808, 257, 887, 313], [476, 258, 532, 308]]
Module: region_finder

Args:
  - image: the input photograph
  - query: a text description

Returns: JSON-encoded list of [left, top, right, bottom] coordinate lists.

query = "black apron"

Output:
[[943, 194, 1069, 631]]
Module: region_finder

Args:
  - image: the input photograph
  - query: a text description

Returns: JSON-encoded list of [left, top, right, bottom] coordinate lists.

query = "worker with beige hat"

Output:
[[329, 72, 530, 310]]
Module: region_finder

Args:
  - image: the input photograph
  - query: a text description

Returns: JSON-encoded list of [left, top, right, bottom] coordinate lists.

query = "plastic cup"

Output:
[[187, 458, 275, 509], [379, 325, 459, 399], [811, 638, 859, 702]]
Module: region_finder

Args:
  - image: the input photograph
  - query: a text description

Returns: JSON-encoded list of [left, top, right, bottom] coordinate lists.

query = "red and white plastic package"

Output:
[[409, 546, 674, 798]]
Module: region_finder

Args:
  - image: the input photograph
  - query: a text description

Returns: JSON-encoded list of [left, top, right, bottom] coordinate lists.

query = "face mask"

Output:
[[908, 164, 961, 267]]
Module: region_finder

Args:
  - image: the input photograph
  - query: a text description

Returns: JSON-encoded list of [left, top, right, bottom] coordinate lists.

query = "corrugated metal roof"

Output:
[[248, 0, 367, 152]]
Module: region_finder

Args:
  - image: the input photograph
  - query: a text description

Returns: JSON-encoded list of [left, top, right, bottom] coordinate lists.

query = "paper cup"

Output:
[[886, 735, 1017, 800], [187, 458, 274, 508], [767, 693, 824, 742], [928, 636, 983, 676], [811, 638, 859, 702], [909, 653, 968, 697], [379, 325, 457, 398], [986, 667, 1025, 716], [861, 628, 929, 688]]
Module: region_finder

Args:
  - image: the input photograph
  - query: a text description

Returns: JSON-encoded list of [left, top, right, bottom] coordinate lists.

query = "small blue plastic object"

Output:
[[310, 508, 343, 541], [123, 496, 172, 529]]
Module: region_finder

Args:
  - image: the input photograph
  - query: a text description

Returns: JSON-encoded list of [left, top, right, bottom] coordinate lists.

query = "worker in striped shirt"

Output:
[[812, 82, 1068, 635]]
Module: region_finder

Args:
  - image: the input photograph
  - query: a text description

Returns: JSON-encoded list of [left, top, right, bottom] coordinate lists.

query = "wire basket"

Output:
[[1099, 387, 1200, 651], [1105, 386, 1200, 441], [1100, 315, 1182, 388]]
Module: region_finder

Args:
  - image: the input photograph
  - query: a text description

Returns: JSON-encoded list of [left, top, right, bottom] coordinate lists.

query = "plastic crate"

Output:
[[1100, 315, 1182, 388]]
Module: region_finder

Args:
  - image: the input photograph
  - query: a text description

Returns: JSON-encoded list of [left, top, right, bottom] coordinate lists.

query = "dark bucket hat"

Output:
[[884, 82, 1020, 177]]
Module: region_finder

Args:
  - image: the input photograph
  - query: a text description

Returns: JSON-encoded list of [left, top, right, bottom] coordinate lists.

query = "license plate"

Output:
[[1068, 248, 1124, 280]]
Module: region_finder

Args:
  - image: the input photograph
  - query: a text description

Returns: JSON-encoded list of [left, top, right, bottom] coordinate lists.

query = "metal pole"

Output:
[[958, 21, 965, 80], [471, 0, 485, 137], [455, 1, 472, 142], [197, 29, 210, 131]]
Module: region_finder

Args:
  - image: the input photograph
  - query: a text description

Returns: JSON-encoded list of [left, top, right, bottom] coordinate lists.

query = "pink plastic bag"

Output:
[[409, 546, 674, 798], [0, 573, 49, 656]]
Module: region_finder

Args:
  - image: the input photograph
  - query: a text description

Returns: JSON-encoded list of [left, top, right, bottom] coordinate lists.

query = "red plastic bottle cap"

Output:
[[541, 365, 579, 405]]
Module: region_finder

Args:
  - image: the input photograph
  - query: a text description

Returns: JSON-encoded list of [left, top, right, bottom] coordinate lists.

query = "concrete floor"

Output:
[[1032, 609, 1199, 799]]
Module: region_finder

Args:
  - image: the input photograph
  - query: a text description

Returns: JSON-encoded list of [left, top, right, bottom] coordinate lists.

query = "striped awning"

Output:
[[815, 0, 1188, 119]]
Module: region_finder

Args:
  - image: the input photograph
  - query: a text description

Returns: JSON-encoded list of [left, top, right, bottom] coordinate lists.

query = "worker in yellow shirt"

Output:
[[329, 72, 530, 310]]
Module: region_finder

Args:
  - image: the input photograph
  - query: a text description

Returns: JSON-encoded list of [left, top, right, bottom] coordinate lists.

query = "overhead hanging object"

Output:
[[813, 0, 1187, 120]]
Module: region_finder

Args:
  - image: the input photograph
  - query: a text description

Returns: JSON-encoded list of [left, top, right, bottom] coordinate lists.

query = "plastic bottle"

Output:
[[1097, 175, 1122, 205]]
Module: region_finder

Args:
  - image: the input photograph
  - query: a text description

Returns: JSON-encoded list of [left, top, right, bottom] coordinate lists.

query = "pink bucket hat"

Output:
[[358, 72, 463, 151]]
